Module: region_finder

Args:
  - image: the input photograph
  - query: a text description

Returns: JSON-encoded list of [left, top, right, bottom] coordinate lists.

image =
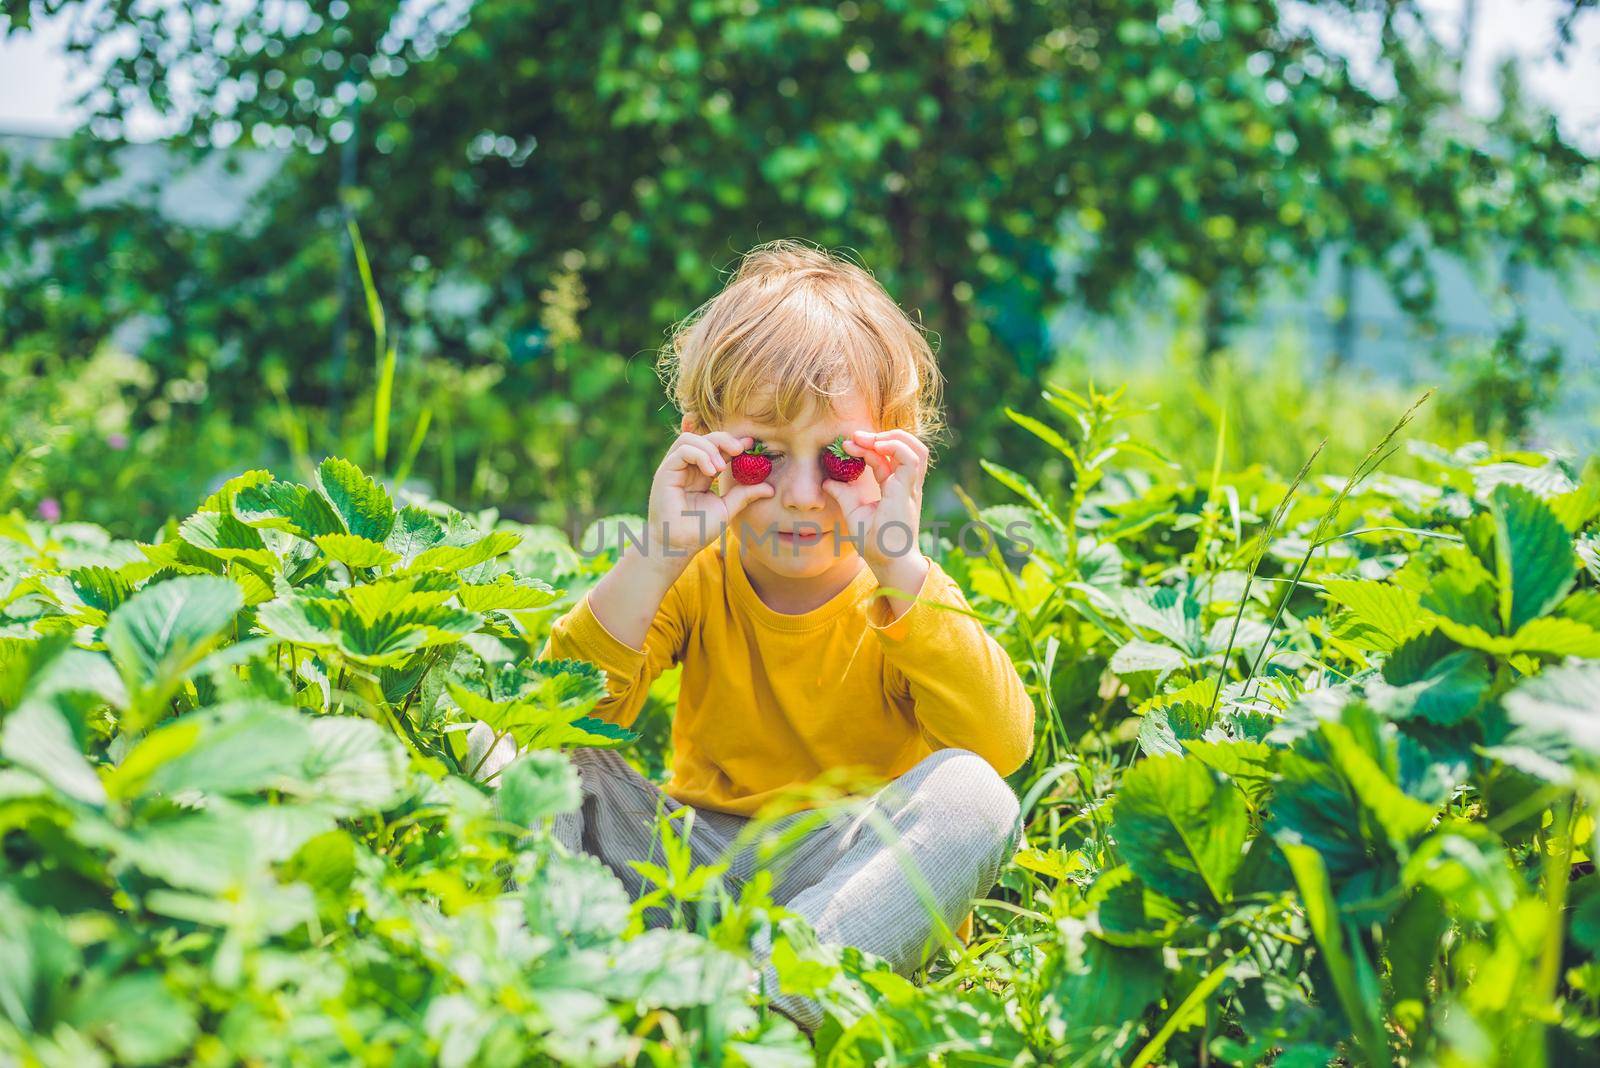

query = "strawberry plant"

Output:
[[0, 459, 812, 1065], [3, 396, 1599, 1066]]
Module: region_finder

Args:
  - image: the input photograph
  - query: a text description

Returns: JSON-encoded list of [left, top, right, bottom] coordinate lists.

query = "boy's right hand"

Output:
[[648, 431, 775, 559]]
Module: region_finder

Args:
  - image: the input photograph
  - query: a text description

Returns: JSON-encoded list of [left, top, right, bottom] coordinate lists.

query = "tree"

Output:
[[2, 0, 1596, 516]]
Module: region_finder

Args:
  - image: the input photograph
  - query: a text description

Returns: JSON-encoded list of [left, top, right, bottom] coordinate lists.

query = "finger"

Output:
[[671, 431, 732, 471], [703, 431, 755, 458], [722, 480, 774, 517], [663, 442, 719, 480], [872, 429, 929, 465], [823, 479, 870, 522], [679, 437, 730, 475], [846, 440, 894, 482], [876, 438, 924, 481]]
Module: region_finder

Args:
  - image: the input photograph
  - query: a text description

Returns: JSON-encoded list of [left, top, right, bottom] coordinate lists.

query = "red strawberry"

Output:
[[822, 435, 866, 483], [730, 441, 772, 485]]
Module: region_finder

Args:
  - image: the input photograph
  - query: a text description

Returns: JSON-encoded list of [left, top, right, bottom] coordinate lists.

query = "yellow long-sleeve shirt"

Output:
[[538, 530, 1036, 943]]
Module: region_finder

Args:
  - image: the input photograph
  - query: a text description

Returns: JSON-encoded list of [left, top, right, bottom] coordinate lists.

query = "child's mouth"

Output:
[[776, 528, 824, 546]]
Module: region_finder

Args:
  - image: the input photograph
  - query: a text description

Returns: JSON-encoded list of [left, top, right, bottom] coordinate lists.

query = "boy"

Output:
[[476, 239, 1035, 1034]]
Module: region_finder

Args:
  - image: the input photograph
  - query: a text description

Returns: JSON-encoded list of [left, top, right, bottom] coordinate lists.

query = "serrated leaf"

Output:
[[1320, 578, 1425, 651], [234, 481, 344, 539], [1577, 533, 1599, 583], [1185, 739, 1274, 805], [1379, 632, 1490, 726], [1111, 755, 1247, 908], [103, 576, 244, 717], [1092, 866, 1185, 946], [523, 852, 631, 946], [1111, 639, 1189, 677], [255, 595, 340, 647], [1435, 615, 1600, 659], [110, 701, 313, 800], [458, 574, 560, 612], [334, 606, 482, 666], [68, 565, 134, 614], [385, 506, 447, 566], [498, 750, 581, 824], [1490, 484, 1576, 632], [314, 533, 401, 569], [315, 458, 395, 542], [1420, 569, 1498, 633], [1503, 663, 1600, 757], [198, 468, 275, 514], [0, 700, 106, 806], [342, 573, 456, 625], [980, 459, 1070, 539], [411, 530, 522, 573], [179, 512, 268, 557], [121, 811, 257, 893], [302, 717, 407, 810]]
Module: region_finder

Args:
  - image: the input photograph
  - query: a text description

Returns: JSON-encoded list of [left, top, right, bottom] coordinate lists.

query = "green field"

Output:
[[4, 380, 1599, 1065]]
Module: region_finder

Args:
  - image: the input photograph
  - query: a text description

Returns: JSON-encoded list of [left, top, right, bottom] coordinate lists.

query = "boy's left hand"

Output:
[[825, 429, 931, 593]]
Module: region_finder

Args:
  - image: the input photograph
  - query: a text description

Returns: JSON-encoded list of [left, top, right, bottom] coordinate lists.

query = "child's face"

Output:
[[707, 392, 882, 579]]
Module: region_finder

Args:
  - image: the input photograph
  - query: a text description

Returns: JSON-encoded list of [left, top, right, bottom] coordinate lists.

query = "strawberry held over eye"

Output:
[[730, 441, 773, 485], [822, 435, 866, 483]]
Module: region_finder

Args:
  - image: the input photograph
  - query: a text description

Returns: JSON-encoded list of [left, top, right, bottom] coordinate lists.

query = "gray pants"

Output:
[[526, 745, 1023, 1032]]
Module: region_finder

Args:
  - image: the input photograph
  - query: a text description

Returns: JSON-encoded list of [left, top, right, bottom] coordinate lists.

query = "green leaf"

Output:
[[315, 457, 395, 542], [1320, 578, 1425, 651], [1137, 700, 1213, 758], [498, 750, 581, 824], [0, 700, 106, 806], [1111, 755, 1248, 908], [109, 700, 313, 800], [68, 565, 134, 614], [121, 810, 258, 893], [1577, 533, 1599, 583], [66, 974, 198, 1066], [1378, 635, 1489, 726], [284, 830, 358, 894], [458, 574, 560, 612], [198, 469, 274, 514], [0, 889, 78, 1031], [385, 506, 447, 566], [979, 459, 1069, 540], [1279, 842, 1392, 1068], [342, 573, 456, 624], [234, 480, 344, 539], [178, 511, 269, 557], [1434, 615, 1600, 659], [411, 530, 523, 573], [1490, 484, 1576, 632], [1110, 639, 1189, 677], [1503, 662, 1600, 758], [334, 606, 482, 667], [301, 716, 407, 811], [1185, 739, 1274, 805], [1091, 866, 1184, 946], [255, 594, 340, 647], [523, 852, 631, 946], [102, 575, 244, 715], [314, 533, 401, 569], [1420, 569, 1498, 633]]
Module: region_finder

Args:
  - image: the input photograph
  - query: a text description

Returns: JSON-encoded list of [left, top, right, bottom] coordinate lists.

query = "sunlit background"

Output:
[[3, 0, 1597, 538]]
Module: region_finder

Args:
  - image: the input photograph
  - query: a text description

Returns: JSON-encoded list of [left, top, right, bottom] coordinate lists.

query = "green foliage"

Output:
[[4, 381, 1600, 1063], [3, 0, 1596, 504], [0, 458, 813, 1064], [962, 388, 1600, 1066]]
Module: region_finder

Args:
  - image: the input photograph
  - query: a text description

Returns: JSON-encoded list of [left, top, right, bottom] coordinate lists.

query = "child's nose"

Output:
[[778, 454, 827, 510]]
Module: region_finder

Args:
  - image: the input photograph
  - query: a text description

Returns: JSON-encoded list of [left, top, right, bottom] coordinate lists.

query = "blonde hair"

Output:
[[656, 239, 947, 459]]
